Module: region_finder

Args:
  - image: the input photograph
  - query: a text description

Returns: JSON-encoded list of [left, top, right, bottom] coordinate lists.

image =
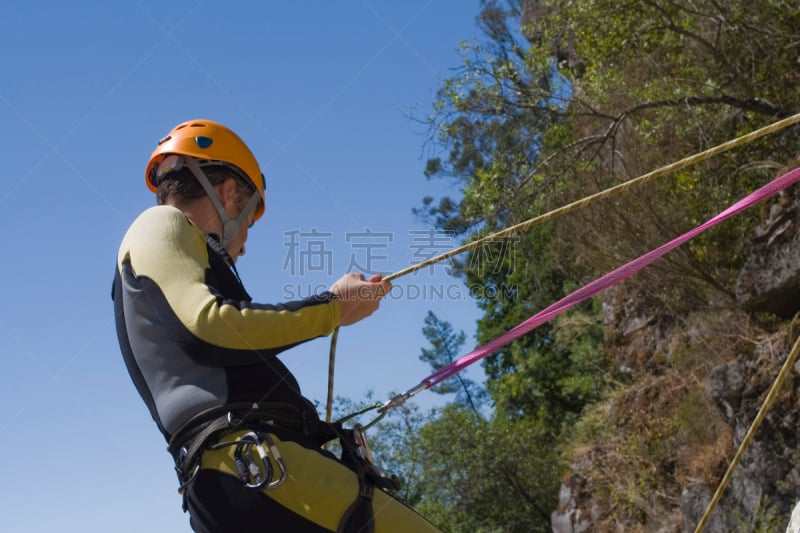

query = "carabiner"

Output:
[[211, 431, 288, 490], [242, 431, 288, 490], [352, 424, 375, 465]]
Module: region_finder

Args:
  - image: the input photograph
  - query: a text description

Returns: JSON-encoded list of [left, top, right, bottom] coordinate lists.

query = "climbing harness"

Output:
[[168, 401, 402, 531], [169, 402, 337, 495]]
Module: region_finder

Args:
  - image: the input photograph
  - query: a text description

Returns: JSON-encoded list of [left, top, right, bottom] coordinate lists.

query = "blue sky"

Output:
[[0, 2, 485, 531]]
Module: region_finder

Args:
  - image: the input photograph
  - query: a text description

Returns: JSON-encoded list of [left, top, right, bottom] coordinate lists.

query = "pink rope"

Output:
[[424, 166, 800, 388]]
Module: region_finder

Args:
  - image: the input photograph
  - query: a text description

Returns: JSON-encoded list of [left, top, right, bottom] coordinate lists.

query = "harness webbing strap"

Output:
[[169, 402, 342, 486], [337, 476, 375, 533], [175, 414, 231, 485], [171, 407, 398, 531]]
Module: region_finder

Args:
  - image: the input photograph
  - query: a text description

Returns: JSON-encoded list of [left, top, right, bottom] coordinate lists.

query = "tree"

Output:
[[413, 404, 562, 533], [419, 311, 486, 415], [411, 0, 800, 529], [420, 0, 800, 411], [419, 0, 610, 428]]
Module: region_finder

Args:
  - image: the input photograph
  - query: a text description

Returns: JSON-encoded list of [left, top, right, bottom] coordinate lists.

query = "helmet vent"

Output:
[[195, 136, 213, 149]]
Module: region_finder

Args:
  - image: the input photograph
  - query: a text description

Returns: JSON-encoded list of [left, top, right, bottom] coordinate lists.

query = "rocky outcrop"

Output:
[[685, 335, 800, 531], [735, 192, 800, 318], [551, 472, 593, 533], [553, 190, 800, 531]]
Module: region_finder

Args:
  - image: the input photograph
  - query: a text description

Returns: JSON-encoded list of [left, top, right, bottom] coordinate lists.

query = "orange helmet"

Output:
[[145, 119, 266, 221]]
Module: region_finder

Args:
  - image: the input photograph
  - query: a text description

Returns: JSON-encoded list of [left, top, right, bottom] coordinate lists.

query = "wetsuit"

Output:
[[112, 205, 440, 532]]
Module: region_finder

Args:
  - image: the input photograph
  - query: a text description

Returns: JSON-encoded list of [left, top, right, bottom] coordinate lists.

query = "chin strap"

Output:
[[182, 156, 261, 248]]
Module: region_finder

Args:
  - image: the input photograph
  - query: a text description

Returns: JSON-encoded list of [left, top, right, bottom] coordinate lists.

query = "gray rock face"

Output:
[[552, 190, 800, 531], [706, 361, 744, 423], [735, 193, 800, 318], [551, 473, 593, 533]]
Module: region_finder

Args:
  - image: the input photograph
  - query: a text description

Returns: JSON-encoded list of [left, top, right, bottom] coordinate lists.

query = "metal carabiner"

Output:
[[352, 424, 375, 465], [350, 423, 403, 492], [240, 431, 288, 491], [211, 431, 288, 491]]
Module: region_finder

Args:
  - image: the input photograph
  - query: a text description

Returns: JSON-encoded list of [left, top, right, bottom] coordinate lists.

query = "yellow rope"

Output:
[[694, 327, 800, 532], [322, 326, 340, 450], [324, 326, 339, 424], [384, 112, 800, 282], [323, 111, 800, 424]]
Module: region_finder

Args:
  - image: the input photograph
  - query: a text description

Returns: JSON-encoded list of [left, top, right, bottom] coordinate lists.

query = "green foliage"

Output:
[[414, 404, 562, 533], [419, 311, 487, 413], [484, 304, 608, 429], [750, 500, 785, 533], [404, 0, 800, 530], [333, 395, 561, 532]]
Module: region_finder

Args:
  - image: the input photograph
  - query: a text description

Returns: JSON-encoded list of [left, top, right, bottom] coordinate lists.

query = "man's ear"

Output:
[[217, 177, 239, 205]]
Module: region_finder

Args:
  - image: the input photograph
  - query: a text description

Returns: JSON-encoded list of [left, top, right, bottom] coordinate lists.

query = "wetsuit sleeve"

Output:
[[117, 206, 340, 354]]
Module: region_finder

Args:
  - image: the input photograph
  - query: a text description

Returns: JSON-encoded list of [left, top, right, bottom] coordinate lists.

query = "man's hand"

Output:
[[329, 273, 391, 326]]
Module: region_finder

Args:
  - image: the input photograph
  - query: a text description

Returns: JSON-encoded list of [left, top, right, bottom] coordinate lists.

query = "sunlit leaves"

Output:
[[408, 0, 800, 529]]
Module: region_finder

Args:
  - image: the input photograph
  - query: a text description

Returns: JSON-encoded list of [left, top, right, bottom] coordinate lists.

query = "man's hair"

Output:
[[156, 165, 254, 208]]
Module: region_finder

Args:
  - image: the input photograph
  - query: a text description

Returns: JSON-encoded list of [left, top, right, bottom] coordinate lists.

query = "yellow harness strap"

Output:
[[200, 430, 442, 533]]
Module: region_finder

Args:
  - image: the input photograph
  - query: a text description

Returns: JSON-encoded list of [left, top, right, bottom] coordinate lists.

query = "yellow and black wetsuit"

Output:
[[112, 206, 440, 533]]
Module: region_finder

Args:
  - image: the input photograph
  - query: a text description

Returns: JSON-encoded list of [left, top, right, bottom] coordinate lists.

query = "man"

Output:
[[112, 119, 440, 532]]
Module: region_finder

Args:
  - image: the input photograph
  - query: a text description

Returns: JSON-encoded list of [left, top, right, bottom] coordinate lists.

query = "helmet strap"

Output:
[[182, 156, 260, 249]]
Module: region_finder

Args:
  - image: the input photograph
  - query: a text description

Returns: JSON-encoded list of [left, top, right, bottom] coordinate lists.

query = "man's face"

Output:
[[226, 207, 254, 262], [219, 177, 258, 262]]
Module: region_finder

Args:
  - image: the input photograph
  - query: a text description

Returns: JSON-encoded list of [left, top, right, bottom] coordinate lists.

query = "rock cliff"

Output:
[[552, 190, 800, 532]]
